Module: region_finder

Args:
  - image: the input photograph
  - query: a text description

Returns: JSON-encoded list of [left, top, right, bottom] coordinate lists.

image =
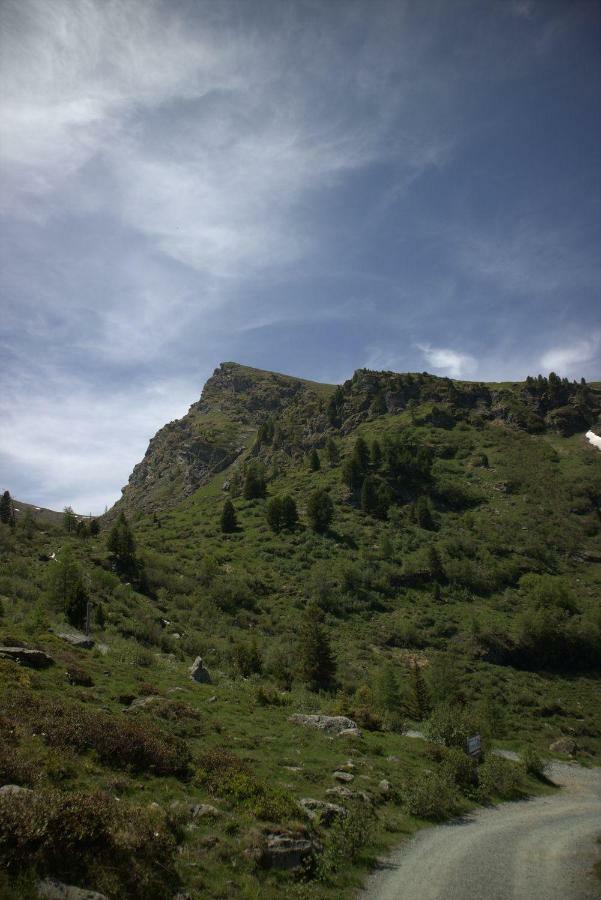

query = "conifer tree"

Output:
[[354, 436, 370, 472], [89, 519, 100, 537], [281, 495, 298, 529], [243, 465, 266, 500], [361, 476, 379, 515], [298, 600, 336, 691], [308, 448, 321, 471], [428, 545, 445, 581], [0, 490, 14, 526], [415, 495, 434, 530], [371, 439, 382, 468], [107, 512, 138, 577], [48, 548, 89, 630], [325, 437, 340, 466], [307, 489, 334, 533], [221, 499, 238, 533], [342, 455, 364, 491], [266, 496, 283, 532], [409, 660, 431, 720], [63, 506, 77, 534]]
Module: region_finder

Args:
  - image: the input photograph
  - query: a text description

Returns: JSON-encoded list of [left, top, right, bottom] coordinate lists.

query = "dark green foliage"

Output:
[[325, 436, 340, 465], [256, 416, 275, 447], [63, 506, 77, 534], [0, 789, 178, 899], [427, 545, 445, 581], [243, 464, 267, 500], [0, 491, 15, 527], [47, 548, 89, 629], [298, 600, 336, 691], [415, 495, 434, 529], [402, 770, 457, 820], [308, 448, 321, 471], [280, 494, 298, 529], [425, 703, 477, 748], [371, 439, 382, 468], [361, 476, 379, 515], [196, 749, 296, 821], [89, 518, 100, 536], [307, 488, 334, 532], [266, 495, 297, 532], [354, 436, 370, 472], [409, 660, 431, 720], [316, 801, 375, 879], [107, 512, 138, 578], [342, 454, 364, 491], [1, 692, 190, 776], [232, 637, 263, 676], [221, 499, 238, 533]]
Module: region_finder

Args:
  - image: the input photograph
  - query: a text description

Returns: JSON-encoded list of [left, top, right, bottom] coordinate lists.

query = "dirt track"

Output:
[[361, 762, 601, 900]]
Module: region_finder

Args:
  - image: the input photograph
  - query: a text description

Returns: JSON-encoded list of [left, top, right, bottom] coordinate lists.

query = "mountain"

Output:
[[1, 362, 600, 899], [112, 361, 601, 521]]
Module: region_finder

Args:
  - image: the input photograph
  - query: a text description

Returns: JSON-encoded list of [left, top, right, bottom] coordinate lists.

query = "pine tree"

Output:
[[298, 600, 336, 691], [63, 506, 77, 534], [361, 476, 379, 515], [107, 512, 137, 576], [243, 465, 266, 500], [371, 439, 382, 468], [325, 437, 340, 466], [342, 455, 364, 491], [281, 495, 298, 529], [266, 496, 283, 532], [307, 489, 334, 533], [409, 660, 431, 720], [308, 448, 321, 471], [415, 495, 434, 530], [427, 545, 445, 581], [89, 519, 100, 537], [47, 548, 89, 630], [0, 490, 14, 526], [221, 499, 238, 533], [353, 436, 370, 472]]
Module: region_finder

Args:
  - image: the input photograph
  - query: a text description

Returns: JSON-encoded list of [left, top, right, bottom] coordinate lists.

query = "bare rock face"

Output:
[[58, 631, 95, 650], [37, 880, 108, 900], [0, 784, 33, 796], [298, 798, 346, 825], [0, 646, 54, 669], [190, 657, 212, 684], [332, 771, 354, 783], [289, 714, 359, 735], [549, 737, 577, 755], [261, 832, 318, 870]]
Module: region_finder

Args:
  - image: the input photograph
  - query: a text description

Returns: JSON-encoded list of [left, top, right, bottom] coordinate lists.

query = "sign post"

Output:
[[467, 733, 482, 759]]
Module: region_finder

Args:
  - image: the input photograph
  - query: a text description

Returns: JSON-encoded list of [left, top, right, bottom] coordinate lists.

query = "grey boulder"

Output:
[[37, 880, 108, 900], [0, 646, 54, 669], [189, 656, 212, 683], [289, 714, 359, 735]]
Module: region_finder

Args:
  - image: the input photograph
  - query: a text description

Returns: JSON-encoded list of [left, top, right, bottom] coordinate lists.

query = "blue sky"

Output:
[[1, 0, 600, 513]]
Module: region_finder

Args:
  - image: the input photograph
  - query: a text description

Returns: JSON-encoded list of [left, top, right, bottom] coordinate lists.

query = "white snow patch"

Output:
[[14, 508, 20, 512], [585, 430, 601, 451]]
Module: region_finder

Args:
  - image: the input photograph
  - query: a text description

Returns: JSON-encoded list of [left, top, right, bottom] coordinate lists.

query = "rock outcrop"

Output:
[[289, 714, 360, 735], [0, 646, 54, 669]]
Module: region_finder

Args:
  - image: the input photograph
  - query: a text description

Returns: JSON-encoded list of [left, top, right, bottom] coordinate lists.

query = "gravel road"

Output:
[[361, 763, 601, 900]]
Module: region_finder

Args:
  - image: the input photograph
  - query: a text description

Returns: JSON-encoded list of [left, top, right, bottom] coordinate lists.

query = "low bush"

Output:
[[0, 789, 178, 899], [196, 748, 296, 821], [1, 692, 190, 777], [522, 746, 546, 779], [477, 755, 523, 801], [316, 801, 375, 879], [402, 770, 457, 819]]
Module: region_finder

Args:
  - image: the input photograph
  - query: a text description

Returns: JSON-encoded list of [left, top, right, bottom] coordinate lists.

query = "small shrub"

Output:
[[196, 748, 296, 821], [522, 746, 546, 779], [477, 755, 523, 801], [1, 693, 190, 777], [0, 789, 178, 899], [316, 801, 375, 879], [402, 770, 457, 820]]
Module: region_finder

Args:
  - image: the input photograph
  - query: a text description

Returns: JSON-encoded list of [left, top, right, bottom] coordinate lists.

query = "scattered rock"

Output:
[[289, 714, 359, 736], [326, 786, 372, 804], [96, 643, 109, 656], [171, 633, 181, 640], [299, 798, 346, 825], [0, 784, 33, 796], [337, 727, 362, 738], [57, 632, 95, 650], [378, 779, 391, 795], [37, 880, 108, 900], [0, 646, 54, 669], [549, 737, 577, 755], [333, 771, 354, 783], [207, 695, 217, 703], [125, 696, 159, 712], [66, 666, 94, 687], [169, 801, 220, 821], [262, 832, 317, 870], [189, 656, 212, 684], [167, 687, 185, 694]]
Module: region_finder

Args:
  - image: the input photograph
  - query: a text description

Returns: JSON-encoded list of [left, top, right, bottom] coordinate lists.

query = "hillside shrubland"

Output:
[[0, 364, 600, 898]]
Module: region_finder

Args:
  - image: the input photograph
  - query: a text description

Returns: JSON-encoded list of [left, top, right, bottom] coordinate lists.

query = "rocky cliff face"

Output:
[[112, 363, 336, 519], [110, 363, 601, 520]]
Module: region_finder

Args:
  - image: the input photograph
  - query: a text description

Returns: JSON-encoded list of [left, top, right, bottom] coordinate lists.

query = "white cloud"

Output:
[[540, 332, 601, 377], [416, 343, 477, 379]]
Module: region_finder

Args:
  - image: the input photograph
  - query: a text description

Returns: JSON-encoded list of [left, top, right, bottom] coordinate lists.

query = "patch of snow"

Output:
[[585, 430, 601, 451], [35, 507, 41, 511], [14, 508, 20, 512]]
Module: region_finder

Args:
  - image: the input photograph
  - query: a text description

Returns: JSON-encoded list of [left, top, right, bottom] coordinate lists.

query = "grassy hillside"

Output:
[[1, 364, 600, 898]]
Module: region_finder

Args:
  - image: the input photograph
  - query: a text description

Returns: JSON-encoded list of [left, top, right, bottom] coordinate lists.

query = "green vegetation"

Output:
[[1, 363, 600, 898]]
